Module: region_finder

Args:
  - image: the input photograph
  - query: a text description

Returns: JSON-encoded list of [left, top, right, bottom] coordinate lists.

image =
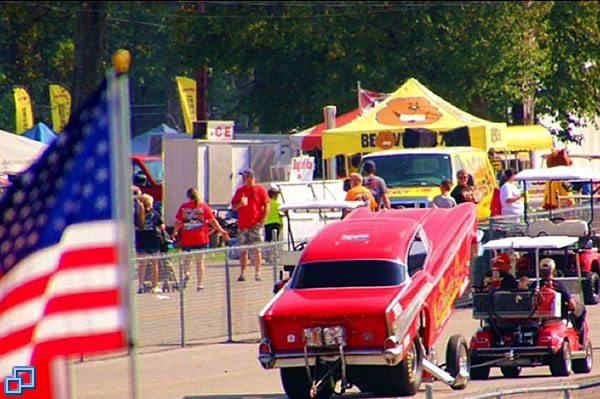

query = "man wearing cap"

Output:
[[362, 160, 391, 210], [482, 253, 522, 291], [539, 258, 587, 341], [231, 168, 269, 281]]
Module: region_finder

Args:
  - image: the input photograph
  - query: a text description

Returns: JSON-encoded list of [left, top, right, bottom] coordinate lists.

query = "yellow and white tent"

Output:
[[322, 78, 508, 158]]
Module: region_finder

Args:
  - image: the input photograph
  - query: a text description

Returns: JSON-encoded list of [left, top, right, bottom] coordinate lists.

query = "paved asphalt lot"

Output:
[[75, 301, 600, 399]]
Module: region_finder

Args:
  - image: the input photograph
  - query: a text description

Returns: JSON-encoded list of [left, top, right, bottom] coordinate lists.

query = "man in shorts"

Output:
[[231, 168, 269, 281]]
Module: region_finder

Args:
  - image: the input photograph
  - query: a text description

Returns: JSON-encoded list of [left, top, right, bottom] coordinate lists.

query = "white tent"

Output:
[[0, 129, 48, 175]]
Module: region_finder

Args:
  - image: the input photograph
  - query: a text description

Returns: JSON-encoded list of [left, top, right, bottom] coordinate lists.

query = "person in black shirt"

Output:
[[483, 253, 519, 291], [539, 258, 587, 343], [451, 169, 480, 205]]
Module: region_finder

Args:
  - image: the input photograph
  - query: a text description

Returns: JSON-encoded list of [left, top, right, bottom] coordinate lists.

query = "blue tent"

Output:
[[22, 122, 57, 144], [131, 123, 185, 154]]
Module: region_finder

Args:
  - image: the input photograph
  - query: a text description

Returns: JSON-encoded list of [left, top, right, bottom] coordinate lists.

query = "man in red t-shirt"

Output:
[[172, 188, 230, 291], [231, 168, 269, 281]]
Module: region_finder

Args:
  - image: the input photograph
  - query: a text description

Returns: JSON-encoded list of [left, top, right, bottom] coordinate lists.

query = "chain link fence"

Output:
[[132, 242, 288, 351]]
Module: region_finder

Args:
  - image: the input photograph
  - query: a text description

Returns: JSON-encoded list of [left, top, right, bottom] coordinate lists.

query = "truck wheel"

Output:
[[573, 340, 593, 374], [583, 272, 599, 305], [371, 336, 423, 397], [500, 366, 521, 377], [469, 354, 490, 380], [445, 334, 469, 390], [549, 340, 572, 376], [280, 367, 334, 399]]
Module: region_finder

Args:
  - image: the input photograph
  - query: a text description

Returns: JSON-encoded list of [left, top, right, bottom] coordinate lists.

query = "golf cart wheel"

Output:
[[582, 272, 599, 305], [280, 367, 334, 399], [500, 366, 522, 377], [371, 336, 423, 397], [445, 334, 469, 389], [573, 340, 593, 374], [549, 340, 572, 376], [469, 354, 490, 380]]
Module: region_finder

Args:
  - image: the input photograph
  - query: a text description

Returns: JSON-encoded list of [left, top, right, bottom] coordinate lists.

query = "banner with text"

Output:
[[175, 76, 196, 133], [289, 156, 315, 182], [207, 120, 235, 140], [13, 86, 34, 134], [49, 84, 71, 132]]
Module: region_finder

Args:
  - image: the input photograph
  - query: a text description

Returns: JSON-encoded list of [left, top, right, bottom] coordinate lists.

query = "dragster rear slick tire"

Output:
[[371, 336, 424, 397], [280, 366, 334, 399]]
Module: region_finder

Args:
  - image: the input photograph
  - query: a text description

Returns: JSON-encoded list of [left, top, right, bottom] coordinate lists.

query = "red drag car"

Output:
[[258, 204, 479, 398]]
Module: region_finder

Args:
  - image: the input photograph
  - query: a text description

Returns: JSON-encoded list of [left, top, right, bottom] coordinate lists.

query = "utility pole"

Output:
[[193, 1, 209, 138]]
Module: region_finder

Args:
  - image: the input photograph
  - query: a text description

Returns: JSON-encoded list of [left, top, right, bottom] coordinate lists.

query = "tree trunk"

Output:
[[72, 1, 106, 111]]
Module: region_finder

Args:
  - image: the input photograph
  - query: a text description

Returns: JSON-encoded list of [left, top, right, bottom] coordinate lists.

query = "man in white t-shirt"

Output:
[[500, 169, 524, 216]]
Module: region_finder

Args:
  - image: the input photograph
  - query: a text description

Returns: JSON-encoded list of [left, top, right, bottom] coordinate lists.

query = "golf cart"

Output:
[[515, 166, 600, 304], [470, 235, 593, 379]]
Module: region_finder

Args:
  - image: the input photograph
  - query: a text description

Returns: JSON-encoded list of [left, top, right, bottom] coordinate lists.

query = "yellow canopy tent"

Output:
[[322, 78, 507, 159], [504, 125, 553, 151]]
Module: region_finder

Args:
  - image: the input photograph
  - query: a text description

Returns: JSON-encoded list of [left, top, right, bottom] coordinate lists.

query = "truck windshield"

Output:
[[361, 154, 452, 188], [144, 159, 163, 183], [289, 260, 406, 289]]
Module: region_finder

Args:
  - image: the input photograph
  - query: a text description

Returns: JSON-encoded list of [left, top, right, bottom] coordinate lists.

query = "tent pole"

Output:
[[357, 81, 362, 113]]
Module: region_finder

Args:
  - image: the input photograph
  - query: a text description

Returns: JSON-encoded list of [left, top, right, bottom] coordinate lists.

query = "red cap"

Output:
[[492, 253, 510, 267]]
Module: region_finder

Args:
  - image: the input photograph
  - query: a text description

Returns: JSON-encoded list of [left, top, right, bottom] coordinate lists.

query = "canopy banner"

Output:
[[13, 86, 34, 134], [175, 76, 196, 133], [49, 84, 71, 132], [322, 78, 507, 158], [504, 125, 553, 151], [207, 120, 235, 140], [289, 156, 315, 182]]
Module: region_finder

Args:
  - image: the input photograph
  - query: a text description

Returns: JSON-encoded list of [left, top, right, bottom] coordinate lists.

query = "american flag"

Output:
[[0, 76, 129, 397]]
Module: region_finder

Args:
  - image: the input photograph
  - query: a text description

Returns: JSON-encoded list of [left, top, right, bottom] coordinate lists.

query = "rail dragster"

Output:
[[258, 203, 479, 398]]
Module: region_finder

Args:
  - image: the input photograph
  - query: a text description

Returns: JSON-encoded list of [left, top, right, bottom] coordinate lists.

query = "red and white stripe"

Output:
[[0, 220, 127, 382]]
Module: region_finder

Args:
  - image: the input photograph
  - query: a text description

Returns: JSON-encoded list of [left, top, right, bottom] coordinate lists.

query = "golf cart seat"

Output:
[[528, 220, 588, 238]]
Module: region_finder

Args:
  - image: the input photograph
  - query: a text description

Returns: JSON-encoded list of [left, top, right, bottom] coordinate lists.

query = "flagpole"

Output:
[[356, 81, 362, 114], [108, 49, 140, 399]]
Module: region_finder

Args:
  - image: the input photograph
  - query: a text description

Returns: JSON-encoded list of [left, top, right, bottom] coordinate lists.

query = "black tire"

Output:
[[445, 334, 469, 390], [549, 340, 572, 376], [280, 367, 334, 399], [500, 366, 522, 378], [371, 337, 423, 397], [469, 354, 490, 380], [582, 272, 599, 305], [573, 340, 594, 374]]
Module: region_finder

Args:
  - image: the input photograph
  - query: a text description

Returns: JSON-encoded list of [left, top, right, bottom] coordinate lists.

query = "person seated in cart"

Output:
[[482, 253, 529, 291], [538, 258, 587, 343]]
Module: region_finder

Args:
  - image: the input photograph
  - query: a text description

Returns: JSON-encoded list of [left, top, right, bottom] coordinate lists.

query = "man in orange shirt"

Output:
[[344, 173, 377, 217]]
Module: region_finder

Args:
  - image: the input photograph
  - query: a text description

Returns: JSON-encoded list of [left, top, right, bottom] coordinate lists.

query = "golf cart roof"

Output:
[[483, 235, 579, 250], [280, 200, 363, 212], [515, 166, 600, 182]]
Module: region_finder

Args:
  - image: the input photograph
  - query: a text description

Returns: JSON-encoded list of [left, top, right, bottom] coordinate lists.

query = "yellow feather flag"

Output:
[[49, 84, 72, 132], [13, 86, 34, 134], [175, 76, 196, 133]]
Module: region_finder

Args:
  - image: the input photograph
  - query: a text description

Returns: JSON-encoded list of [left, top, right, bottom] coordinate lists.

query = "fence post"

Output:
[[272, 242, 279, 284], [178, 255, 185, 347], [224, 248, 233, 342]]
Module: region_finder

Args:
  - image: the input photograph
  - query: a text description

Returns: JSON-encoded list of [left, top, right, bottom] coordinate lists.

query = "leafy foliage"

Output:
[[0, 1, 598, 139]]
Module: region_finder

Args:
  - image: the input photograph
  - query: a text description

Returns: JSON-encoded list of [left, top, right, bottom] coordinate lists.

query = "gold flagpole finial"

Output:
[[112, 49, 131, 74]]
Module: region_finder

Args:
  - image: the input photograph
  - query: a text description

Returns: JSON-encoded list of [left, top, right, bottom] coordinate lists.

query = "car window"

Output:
[[289, 260, 406, 289], [408, 232, 428, 276], [143, 159, 163, 183], [362, 154, 452, 188]]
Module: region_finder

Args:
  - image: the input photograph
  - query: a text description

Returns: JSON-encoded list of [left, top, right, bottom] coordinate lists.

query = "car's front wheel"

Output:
[[280, 366, 334, 399], [445, 334, 469, 389]]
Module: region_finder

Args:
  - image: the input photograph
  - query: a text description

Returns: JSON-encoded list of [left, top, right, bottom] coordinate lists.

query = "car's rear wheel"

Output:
[[500, 366, 522, 377], [573, 340, 593, 374], [280, 366, 334, 399], [469, 354, 490, 380], [445, 334, 469, 389], [371, 336, 423, 397], [549, 340, 572, 376]]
